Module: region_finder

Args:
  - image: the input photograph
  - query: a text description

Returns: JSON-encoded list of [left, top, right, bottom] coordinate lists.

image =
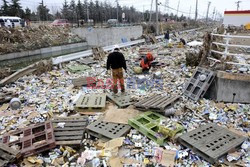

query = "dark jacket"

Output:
[[106, 51, 127, 70], [164, 32, 170, 40]]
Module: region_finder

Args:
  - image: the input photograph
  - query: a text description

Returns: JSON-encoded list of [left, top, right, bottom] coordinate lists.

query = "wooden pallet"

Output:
[[0, 143, 21, 167], [178, 123, 246, 164], [52, 116, 88, 145], [134, 95, 180, 112], [107, 92, 133, 108], [2, 121, 56, 157], [75, 94, 106, 112]]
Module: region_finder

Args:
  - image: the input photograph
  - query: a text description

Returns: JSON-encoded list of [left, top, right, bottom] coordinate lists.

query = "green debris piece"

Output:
[[67, 65, 90, 73], [158, 124, 184, 139]]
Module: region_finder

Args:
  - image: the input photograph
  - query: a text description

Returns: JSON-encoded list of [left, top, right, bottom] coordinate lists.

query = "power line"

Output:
[[159, 3, 195, 15]]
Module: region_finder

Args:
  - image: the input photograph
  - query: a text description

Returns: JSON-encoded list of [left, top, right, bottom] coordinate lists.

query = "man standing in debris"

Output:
[[140, 52, 154, 72], [164, 30, 170, 45], [107, 45, 127, 94]]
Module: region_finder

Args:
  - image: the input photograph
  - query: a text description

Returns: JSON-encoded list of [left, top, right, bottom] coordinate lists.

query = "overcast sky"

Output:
[[1, 0, 250, 19]]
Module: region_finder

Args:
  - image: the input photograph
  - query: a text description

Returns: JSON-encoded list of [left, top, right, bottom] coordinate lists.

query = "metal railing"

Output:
[[210, 33, 250, 58]]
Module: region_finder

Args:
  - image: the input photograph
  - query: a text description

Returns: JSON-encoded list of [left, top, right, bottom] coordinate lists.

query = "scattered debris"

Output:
[[0, 59, 52, 86], [103, 104, 141, 124], [72, 77, 96, 87], [92, 47, 106, 60], [0, 27, 249, 166], [0, 26, 83, 55], [0, 143, 21, 166], [9, 98, 21, 110]]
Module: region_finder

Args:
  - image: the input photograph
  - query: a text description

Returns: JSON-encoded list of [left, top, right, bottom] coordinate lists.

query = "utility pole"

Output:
[[176, 0, 180, 21], [189, 6, 192, 19], [149, 0, 154, 22], [206, 1, 211, 24], [87, 4, 89, 22], [156, 0, 159, 35], [116, 0, 119, 22], [143, 5, 145, 21], [195, 0, 198, 21], [214, 11, 218, 21], [212, 7, 216, 21], [235, 1, 241, 11]]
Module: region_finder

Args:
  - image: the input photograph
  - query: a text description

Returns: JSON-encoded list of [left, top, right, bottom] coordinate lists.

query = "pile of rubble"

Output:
[[0, 28, 249, 167], [0, 26, 84, 55]]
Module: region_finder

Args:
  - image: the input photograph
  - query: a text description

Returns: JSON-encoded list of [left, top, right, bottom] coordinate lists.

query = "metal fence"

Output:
[[209, 33, 250, 67]]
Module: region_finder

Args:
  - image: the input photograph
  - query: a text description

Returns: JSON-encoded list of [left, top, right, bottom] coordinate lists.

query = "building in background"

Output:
[[223, 10, 250, 27]]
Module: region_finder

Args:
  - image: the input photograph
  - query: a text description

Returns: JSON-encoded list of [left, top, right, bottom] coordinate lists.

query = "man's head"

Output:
[[113, 45, 119, 52], [146, 52, 153, 61]]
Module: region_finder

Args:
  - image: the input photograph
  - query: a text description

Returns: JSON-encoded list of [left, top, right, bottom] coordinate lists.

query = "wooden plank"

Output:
[[157, 96, 180, 108], [0, 143, 19, 156], [135, 95, 158, 106], [53, 122, 88, 127], [55, 131, 83, 136], [54, 127, 86, 131], [56, 140, 81, 145], [149, 96, 169, 107], [52, 119, 88, 123], [136, 95, 157, 105], [0, 63, 36, 86], [0, 159, 8, 167], [55, 136, 83, 140], [0, 149, 15, 161]]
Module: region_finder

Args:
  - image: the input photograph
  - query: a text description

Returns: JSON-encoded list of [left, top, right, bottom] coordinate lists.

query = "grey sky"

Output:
[[1, 0, 250, 19]]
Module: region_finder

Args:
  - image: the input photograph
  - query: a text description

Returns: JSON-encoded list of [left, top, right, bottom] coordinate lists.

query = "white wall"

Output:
[[72, 26, 143, 46], [223, 15, 250, 26]]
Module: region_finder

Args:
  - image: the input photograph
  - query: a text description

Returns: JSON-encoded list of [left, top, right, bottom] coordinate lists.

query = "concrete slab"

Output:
[[205, 71, 250, 103]]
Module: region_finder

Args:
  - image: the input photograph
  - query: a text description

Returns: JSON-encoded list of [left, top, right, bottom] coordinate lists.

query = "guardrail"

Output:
[[52, 27, 202, 65], [209, 33, 250, 66], [211, 33, 250, 57]]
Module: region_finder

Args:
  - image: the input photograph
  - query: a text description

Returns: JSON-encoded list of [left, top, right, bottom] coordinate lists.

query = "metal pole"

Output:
[[149, 0, 154, 22], [116, 0, 119, 22], [176, 0, 180, 21], [206, 1, 211, 24], [236, 1, 241, 11], [195, 0, 198, 21], [189, 6, 192, 20], [212, 7, 215, 21], [223, 33, 230, 59], [87, 4, 89, 22], [156, 0, 159, 35]]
